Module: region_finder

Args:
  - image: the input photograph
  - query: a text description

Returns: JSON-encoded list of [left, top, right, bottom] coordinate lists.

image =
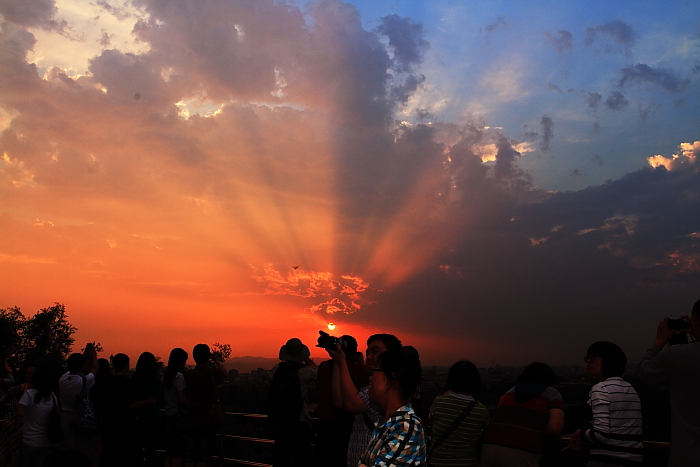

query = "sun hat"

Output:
[[279, 338, 311, 363]]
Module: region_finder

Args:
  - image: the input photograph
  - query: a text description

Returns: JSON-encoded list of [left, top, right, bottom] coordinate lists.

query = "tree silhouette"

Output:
[[0, 302, 77, 370]]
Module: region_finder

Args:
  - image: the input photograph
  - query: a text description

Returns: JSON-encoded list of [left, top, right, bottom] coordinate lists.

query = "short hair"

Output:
[[517, 362, 557, 386], [587, 341, 627, 377], [112, 353, 130, 372], [379, 349, 422, 399], [446, 360, 481, 394], [692, 299, 700, 320], [367, 334, 402, 352], [193, 344, 211, 364], [66, 353, 85, 373]]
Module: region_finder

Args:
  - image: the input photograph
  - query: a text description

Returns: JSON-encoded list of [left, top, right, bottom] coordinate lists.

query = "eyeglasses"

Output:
[[583, 355, 599, 363]]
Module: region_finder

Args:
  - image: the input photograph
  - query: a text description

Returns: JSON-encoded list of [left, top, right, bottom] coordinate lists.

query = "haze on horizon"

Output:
[[0, 0, 699, 368]]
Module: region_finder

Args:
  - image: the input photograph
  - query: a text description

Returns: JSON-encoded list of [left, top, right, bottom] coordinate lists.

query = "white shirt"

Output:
[[19, 389, 55, 448], [163, 372, 186, 416], [59, 371, 95, 412]]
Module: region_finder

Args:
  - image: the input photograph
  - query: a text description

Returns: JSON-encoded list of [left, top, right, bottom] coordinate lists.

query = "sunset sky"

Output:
[[1, 0, 699, 368]]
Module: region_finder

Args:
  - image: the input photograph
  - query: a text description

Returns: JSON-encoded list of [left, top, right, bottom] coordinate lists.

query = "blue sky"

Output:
[[341, 0, 700, 190]]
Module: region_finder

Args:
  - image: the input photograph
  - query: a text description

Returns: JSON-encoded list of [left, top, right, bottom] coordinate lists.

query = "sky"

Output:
[[0, 0, 699, 368]]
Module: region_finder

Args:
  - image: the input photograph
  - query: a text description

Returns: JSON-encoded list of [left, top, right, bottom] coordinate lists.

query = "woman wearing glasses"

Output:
[[569, 341, 643, 466], [359, 349, 426, 467]]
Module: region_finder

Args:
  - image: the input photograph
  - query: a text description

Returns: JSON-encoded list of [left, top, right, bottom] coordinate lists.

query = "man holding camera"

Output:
[[636, 299, 700, 467]]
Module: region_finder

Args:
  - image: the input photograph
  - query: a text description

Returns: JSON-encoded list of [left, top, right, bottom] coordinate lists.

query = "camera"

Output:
[[667, 318, 691, 346], [316, 330, 348, 350], [667, 319, 690, 331]]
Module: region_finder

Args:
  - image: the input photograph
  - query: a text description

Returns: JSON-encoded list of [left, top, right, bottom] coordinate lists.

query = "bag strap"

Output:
[[80, 375, 88, 400], [430, 400, 477, 453]]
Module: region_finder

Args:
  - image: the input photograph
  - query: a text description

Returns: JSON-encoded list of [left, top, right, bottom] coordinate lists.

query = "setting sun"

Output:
[[327, 323, 336, 331]]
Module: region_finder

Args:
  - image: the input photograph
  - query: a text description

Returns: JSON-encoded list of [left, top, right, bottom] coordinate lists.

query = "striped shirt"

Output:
[[360, 404, 427, 467], [581, 377, 643, 466], [428, 393, 490, 467], [348, 385, 383, 467]]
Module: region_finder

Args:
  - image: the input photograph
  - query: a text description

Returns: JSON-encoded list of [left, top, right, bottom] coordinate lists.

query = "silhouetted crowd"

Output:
[[0, 344, 225, 467], [1, 298, 699, 467]]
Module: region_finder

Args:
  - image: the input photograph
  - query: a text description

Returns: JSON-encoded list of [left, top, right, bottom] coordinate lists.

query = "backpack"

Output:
[[266, 361, 304, 426], [70, 375, 99, 434]]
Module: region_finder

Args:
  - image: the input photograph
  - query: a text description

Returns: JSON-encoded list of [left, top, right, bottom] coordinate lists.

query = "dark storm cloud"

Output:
[[545, 30, 573, 54], [618, 63, 691, 94], [540, 115, 554, 151], [584, 20, 635, 53], [376, 14, 429, 73], [366, 150, 700, 364], [605, 90, 628, 111]]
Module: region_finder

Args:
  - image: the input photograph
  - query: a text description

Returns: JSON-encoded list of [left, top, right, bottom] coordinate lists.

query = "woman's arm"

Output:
[[330, 348, 368, 413], [544, 408, 565, 439]]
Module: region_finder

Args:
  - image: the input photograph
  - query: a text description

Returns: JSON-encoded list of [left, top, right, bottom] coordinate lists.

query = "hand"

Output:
[[325, 343, 344, 362], [653, 318, 678, 347], [146, 394, 157, 405], [569, 429, 582, 450]]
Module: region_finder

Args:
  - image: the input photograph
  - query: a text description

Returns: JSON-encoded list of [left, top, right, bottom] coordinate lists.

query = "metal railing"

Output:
[[166, 412, 671, 467]]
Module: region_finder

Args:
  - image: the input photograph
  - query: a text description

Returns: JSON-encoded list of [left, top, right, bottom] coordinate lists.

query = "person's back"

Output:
[[637, 324, 700, 466], [428, 361, 490, 467], [430, 393, 490, 467], [100, 353, 138, 467], [184, 344, 227, 466]]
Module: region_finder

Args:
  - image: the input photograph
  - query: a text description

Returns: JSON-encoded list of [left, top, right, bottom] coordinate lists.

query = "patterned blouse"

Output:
[[360, 404, 427, 467]]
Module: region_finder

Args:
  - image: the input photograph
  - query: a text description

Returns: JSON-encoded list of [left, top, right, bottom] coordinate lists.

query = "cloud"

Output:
[[545, 29, 573, 54], [481, 16, 507, 44], [251, 264, 375, 315], [0, 0, 63, 30], [647, 141, 699, 171], [592, 154, 604, 166], [540, 115, 554, 151], [376, 14, 429, 73], [605, 90, 628, 111], [617, 63, 691, 94], [582, 91, 602, 110], [584, 20, 635, 54], [638, 103, 661, 122]]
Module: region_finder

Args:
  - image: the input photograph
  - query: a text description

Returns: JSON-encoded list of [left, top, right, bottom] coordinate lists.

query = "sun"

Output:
[[327, 322, 336, 331]]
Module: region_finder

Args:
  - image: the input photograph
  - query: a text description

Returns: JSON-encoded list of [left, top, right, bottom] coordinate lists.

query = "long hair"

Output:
[[164, 348, 188, 389], [32, 363, 56, 404], [132, 352, 158, 386]]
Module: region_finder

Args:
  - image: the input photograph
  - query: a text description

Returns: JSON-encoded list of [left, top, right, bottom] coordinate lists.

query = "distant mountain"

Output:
[[226, 356, 280, 373]]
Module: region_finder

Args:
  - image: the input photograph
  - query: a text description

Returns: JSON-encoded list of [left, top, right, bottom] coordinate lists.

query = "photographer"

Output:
[[636, 299, 700, 467], [314, 335, 368, 467]]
